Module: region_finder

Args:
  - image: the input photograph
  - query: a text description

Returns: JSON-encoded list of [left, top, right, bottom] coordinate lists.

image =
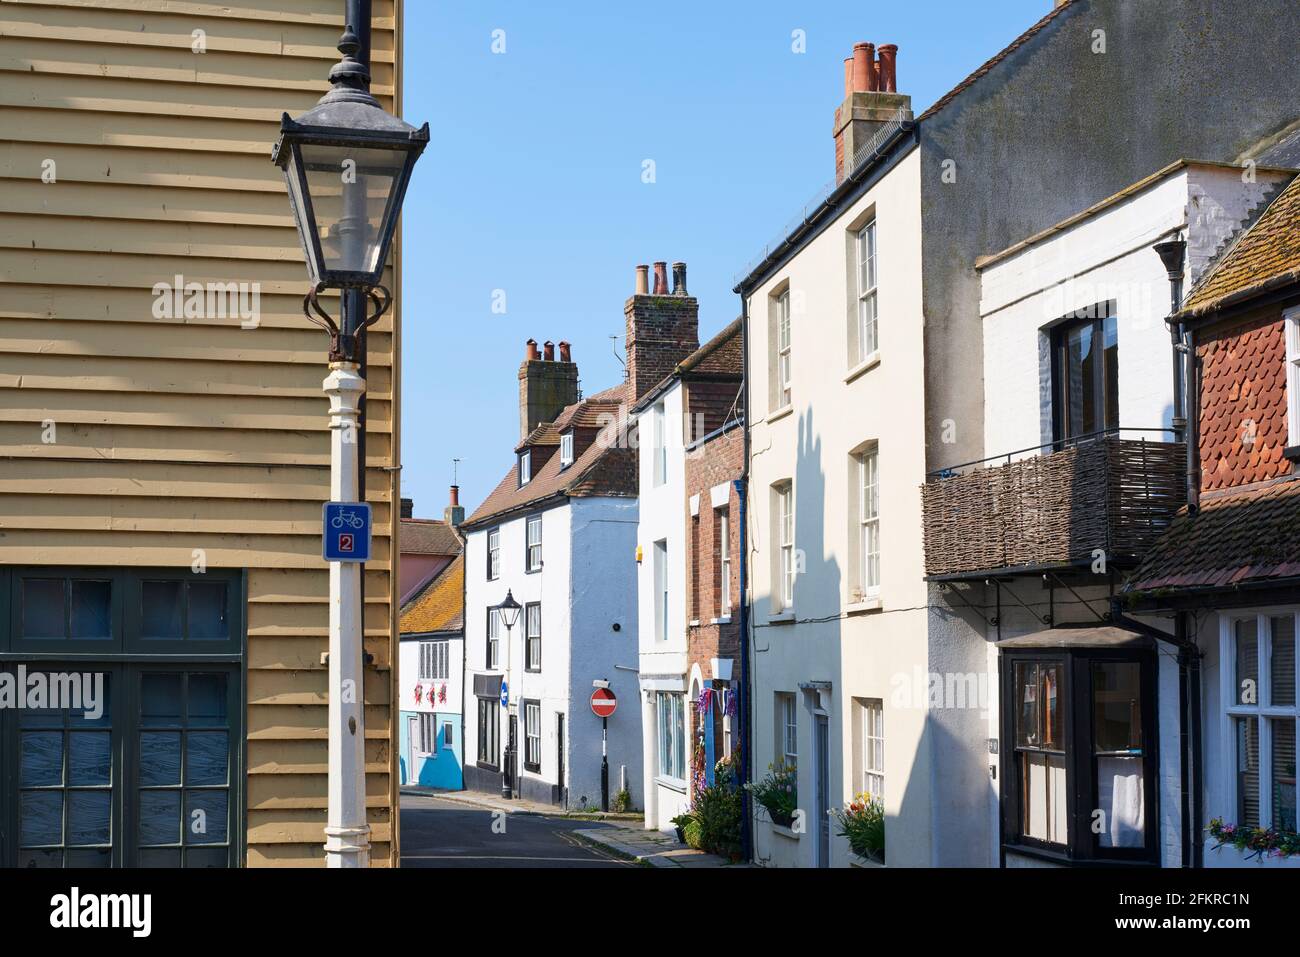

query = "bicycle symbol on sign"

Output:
[[331, 509, 366, 530]]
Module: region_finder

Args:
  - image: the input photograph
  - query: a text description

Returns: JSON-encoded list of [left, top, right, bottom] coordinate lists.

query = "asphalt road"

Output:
[[399, 794, 634, 868]]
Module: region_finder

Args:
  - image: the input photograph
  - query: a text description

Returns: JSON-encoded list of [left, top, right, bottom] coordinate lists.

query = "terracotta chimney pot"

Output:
[[878, 44, 898, 93], [635, 264, 649, 295], [652, 261, 668, 295]]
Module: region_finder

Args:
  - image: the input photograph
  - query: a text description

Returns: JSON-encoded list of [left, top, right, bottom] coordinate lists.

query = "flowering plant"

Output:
[[1207, 817, 1300, 860], [834, 792, 885, 863], [746, 760, 797, 827]]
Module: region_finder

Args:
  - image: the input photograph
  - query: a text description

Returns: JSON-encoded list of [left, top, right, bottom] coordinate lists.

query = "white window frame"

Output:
[[526, 514, 543, 571], [1219, 608, 1299, 832], [525, 602, 542, 671], [654, 539, 669, 642], [652, 402, 667, 486], [776, 290, 792, 409], [859, 448, 880, 599], [777, 692, 797, 768], [856, 220, 878, 363], [419, 640, 448, 681], [418, 712, 436, 755], [1286, 307, 1300, 449], [524, 701, 541, 770], [487, 527, 501, 580], [519, 450, 531, 486], [718, 508, 731, 618], [860, 698, 884, 800], [656, 691, 686, 782], [777, 483, 794, 611], [560, 431, 574, 468], [486, 608, 500, 670]]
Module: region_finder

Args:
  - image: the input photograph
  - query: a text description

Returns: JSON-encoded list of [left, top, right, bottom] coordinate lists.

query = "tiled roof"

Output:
[[399, 518, 460, 556], [1181, 173, 1300, 317], [1197, 311, 1292, 491], [680, 318, 743, 377], [1125, 478, 1300, 593], [916, 0, 1075, 122], [400, 553, 464, 635], [632, 319, 744, 413], [465, 382, 636, 528]]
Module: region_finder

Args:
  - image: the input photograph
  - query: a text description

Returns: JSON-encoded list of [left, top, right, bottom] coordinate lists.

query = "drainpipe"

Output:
[[1154, 238, 1187, 443], [737, 293, 754, 863]]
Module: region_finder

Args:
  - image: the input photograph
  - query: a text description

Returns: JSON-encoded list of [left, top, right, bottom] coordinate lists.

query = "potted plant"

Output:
[[745, 760, 798, 828], [834, 792, 885, 864]]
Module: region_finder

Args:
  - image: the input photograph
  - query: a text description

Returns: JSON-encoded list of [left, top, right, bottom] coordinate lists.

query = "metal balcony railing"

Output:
[[921, 429, 1187, 579]]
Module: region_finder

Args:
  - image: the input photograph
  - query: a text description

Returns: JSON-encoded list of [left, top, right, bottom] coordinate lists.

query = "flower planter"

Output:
[[771, 822, 801, 841], [850, 851, 885, 868]]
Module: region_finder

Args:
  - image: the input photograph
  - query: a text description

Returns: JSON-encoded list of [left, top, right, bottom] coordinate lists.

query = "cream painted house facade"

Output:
[[0, 0, 407, 866], [742, 144, 931, 868]]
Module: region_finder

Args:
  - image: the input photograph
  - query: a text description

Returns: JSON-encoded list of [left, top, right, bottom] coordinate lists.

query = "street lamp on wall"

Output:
[[493, 590, 523, 800]]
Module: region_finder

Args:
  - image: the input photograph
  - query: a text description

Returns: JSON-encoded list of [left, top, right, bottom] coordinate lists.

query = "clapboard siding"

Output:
[[0, 0, 404, 866]]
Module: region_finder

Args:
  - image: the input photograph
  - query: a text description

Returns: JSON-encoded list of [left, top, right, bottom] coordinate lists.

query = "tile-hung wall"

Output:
[[0, 0, 406, 866]]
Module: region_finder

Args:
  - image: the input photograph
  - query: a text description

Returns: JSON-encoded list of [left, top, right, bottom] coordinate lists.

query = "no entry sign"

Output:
[[590, 687, 617, 718]]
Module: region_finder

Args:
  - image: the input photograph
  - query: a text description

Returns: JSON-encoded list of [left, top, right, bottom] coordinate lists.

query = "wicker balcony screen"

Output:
[[921, 438, 1186, 577]]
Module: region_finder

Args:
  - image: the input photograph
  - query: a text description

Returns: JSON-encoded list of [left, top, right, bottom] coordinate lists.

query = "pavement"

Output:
[[400, 786, 737, 868], [570, 824, 737, 868]]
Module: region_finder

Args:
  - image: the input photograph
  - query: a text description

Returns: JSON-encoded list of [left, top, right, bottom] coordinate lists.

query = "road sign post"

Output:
[[590, 687, 617, 812]]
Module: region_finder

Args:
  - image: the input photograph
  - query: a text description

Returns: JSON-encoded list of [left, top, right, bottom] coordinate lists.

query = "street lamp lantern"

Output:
[[494, 589, 523, 632], [272, 24, 428, 294]]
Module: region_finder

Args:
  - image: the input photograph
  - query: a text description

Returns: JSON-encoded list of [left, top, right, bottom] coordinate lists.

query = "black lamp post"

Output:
[[494, 590, 523, 798], [272, 0, 426, 868]]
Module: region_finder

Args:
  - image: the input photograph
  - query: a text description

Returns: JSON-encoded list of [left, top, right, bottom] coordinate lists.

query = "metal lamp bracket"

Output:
[[303, 283, 392, 363]]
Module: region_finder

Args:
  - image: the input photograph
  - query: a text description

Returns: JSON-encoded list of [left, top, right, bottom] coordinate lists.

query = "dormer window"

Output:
[[560, 431, 574, 468], [518, 450, 531, 486]]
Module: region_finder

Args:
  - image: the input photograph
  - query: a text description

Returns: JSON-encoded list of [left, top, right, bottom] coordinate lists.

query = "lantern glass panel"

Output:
[[298, 143, 405, 277]]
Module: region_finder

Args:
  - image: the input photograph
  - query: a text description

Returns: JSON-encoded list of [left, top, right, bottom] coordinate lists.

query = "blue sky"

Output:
[[397, 1, 1047, 516]]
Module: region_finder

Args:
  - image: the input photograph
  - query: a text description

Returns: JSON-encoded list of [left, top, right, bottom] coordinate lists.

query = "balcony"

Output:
[[922, 432, 1187, 579]]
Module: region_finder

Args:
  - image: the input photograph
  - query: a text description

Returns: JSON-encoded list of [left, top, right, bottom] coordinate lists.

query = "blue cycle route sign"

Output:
[[323, 502, 372, 562]]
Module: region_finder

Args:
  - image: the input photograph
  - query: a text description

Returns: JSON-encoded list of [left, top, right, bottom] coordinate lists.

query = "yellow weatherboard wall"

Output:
[[0, 0, 404, 866]]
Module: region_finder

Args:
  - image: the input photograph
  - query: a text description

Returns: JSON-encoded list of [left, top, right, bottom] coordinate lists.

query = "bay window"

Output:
[[1001, 642, 1157, 863]]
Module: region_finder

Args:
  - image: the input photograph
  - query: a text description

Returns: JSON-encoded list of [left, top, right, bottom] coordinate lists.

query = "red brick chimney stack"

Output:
[[625, 260, 700, 403]]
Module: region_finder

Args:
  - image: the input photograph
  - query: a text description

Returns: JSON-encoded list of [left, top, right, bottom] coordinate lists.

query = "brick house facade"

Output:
[[684, 422, 744, 779]]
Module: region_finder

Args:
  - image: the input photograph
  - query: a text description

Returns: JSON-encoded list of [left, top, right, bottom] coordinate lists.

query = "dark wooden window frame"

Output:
[[1049, 301, 1119, 446], [0, 566, 246, 868], [476, 696, 500, 771], [999, 645, 1159, 866]]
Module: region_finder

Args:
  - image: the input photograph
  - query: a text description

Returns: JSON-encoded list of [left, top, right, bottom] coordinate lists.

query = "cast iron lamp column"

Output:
[[494, 591, 522, 798], [272, 0, 427, 868]]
